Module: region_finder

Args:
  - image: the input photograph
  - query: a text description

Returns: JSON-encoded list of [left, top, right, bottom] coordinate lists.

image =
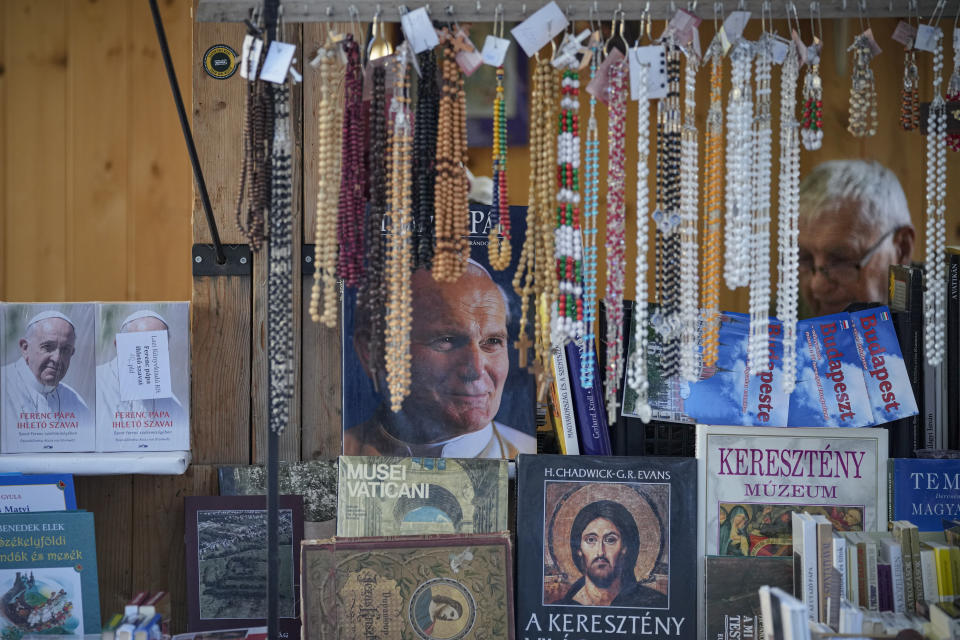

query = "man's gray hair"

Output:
[[798, 160, 911, 229]]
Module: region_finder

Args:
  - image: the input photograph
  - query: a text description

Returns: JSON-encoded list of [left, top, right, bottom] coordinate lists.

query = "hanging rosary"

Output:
[[412, 50, 439, 268], [924, 28, 947, 366], [268, 83, 295, 434], [552, 51, 584, 343], [385, 53, 414, 411], [626, 55, 652, 422], [847, 34, 879, 137], [433, 34, 470, 282], [651, 44, 683, 380], [337, 35, 367, 287], [701, 37, 724, 369], [356, 64, 390, 376], [748, 34, 773, 373], [724, 41, 754, 290], [488, 31, 512, 270], [778, 36, 802, 395], [800, 38, 824, 149], [603, 55, 628, 425], [235, 30, 272, 251], [581, 38, 602, 391], [900, 49, 920, 130], [679, 47, 701, 383], [947, 29, 960, 150], [309, 38, 345, 328]]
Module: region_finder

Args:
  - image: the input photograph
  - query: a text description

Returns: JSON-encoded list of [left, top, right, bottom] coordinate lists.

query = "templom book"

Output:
[[336, 456, 508, 536], [888, 458, 960, 531], [1, 303, 96, 453], [515, 453, 697, 640], [0, 510, 101, 636], [95, 302, 190, 452], [300, 533, 514, 640]]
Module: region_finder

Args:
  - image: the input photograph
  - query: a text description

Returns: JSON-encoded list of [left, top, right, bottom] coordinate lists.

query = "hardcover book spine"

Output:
[[792, 512, 818, 622], [845, 534, 860, 607], [863, 536, 880, 611], [892, 524, 915, 613], [920, 547, 940, 604], [877, 562, 893, 612], [907, 525, 923, 612], [888, 265, 927, 451], [947, 248, 958, 449], [564, 339, 611, 455], [550, 347, 580, 455], [815, 519, 833, 625]]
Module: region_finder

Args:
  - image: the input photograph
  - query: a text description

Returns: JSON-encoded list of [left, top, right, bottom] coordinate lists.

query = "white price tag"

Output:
[[629, 45, 668, 100], [722, 11, 751, 49], [116, 331, 173, 401], [259, 41, 297, 83], [401, 7, 440, 54], [666, 9, 702, 46], [891, 20, 917, 48], [861, 28, 883, 57], [914, 24, 940, 52], [771, 35, 791, 64], [481, 35, 511, 66], [240, 35, 264, 79], [791, 29, 808, 65], [585, 47, 624, 104], [807, 38, 822, 65], [510, 1, 569, 57]]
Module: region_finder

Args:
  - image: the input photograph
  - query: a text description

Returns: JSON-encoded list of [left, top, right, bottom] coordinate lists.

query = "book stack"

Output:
[[298, 456, 514, 640], [0, 472, 101, 638]]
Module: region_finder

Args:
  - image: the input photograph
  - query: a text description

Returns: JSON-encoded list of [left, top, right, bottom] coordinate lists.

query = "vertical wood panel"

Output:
[[129, 0, 193, 301], [131, 465, 219, 635], [191, 275, 251, 462], [67, 0, 129, 300], [75, 475, 134, 622], [4, 0, 67, 302], [253, 23, 303, 463]]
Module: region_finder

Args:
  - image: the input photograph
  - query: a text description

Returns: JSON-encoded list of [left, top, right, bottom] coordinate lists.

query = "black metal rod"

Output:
[[148, 0, 227, 265], [267, 426, 279, 639]]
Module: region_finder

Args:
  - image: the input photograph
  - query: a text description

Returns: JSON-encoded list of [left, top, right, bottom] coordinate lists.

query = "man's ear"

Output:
[[893, 225, 915, 265], [19, 338, 28, 356]]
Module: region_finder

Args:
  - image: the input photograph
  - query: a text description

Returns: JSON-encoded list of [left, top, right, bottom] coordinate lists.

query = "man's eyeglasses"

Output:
[[798, 227, 901, 285]]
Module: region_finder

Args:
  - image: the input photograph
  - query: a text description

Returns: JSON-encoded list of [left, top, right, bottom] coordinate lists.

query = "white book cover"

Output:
[[878, 536, 906, 614], [844, 532, 860, 607], [550, 345, 578, 455], [1, 303, 96, 452], [833, 533, 848, 602], [920, 547, 940, 604], [792, 511, 819, 622], [95, 302, 190, 452], [696, 425, 888, 633]]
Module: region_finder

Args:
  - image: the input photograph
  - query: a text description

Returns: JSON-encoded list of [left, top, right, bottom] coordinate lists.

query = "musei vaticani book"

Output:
[[94, 302, 190, 452], [0, 510, 101, 636], [300, 533, 514, 640], [695, 425, 888, 635], [340, 205, 536, 458], [515, 454, 697, 640], [1, 303, 96, 453], [336, 456, 508, 537]]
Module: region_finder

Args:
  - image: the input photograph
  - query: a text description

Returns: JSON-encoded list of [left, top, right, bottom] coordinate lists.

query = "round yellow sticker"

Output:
[[202, 44, 238, 79]]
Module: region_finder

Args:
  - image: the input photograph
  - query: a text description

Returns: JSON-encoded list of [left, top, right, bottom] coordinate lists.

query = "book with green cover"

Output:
[[337, 456, 508, 537], [0, 510, 101, 636]]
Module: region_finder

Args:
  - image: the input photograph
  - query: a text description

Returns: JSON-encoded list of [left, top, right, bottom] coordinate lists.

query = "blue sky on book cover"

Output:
[[848, 307, 918, 424]]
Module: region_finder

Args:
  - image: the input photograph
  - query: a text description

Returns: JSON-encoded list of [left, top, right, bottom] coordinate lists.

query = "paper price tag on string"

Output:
[[629, 45, 668, 100], [914, 25, 940, 52], [771, 35, 791, 64], [117, 331, 173, 401], [481, 35, 511, 66], [259, 41, 296, 83], [585, 47, 624, 104], [791, 29, 808, 65], [807, 38, 822, 65], [891, 20, 917, 48], [721, 11, 751, 53], [510, 1, 569, 57], [240, 35, 263, 79], [666, 9, 702, 47], [454, 31, 483, 76], [401, 7, 440, 54], [862, 28, 883, 57]]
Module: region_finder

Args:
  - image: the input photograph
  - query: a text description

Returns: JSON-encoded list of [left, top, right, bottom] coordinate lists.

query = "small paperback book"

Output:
[[0, 510, 101, 636], [0, 473, 77, 512], [218, 460, 338, 529], [95, 302, 190, 451], [515, 454, 697, 640], [184, 495, 304, 640], [888, 459, 960, 531], [337, 456, 508, 536], [848, 306, 918, 425], [705, 556, 793, 640], [300, 533, 514, 640], [1, 303, 96, 452]]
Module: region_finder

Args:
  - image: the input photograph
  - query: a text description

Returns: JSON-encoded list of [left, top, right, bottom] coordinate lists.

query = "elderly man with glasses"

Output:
[[797, 160, 916, 318]]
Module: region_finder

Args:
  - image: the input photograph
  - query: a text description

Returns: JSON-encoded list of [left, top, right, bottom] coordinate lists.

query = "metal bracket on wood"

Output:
[[303, 244, 316, 275], [192, 244, 253, 276]]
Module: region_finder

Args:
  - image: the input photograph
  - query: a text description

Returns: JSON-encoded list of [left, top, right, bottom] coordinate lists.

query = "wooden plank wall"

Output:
[[3, 2, 960, 635]]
